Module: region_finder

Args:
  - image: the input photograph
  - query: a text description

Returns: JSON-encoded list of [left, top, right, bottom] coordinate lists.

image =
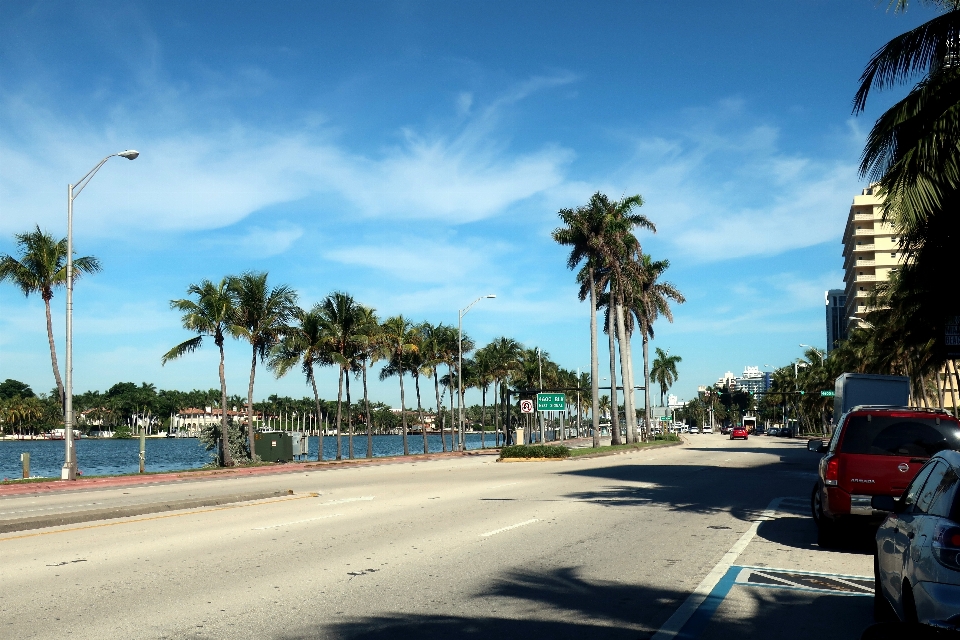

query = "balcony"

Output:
[[852, 243, 875, 251], [854, 212, 875, 220], [856, 273, 877, 282], [855, 259, 876, 266]]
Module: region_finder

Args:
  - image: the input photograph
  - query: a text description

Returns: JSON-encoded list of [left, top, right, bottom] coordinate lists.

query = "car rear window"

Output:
[[839, 415, 960, 457]]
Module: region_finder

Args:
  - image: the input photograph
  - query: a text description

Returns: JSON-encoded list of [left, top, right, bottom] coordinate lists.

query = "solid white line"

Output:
[[650, 497, 783, 640], [254, 513, 342, 530], [480, 518, 539, 537], [324, 496, 374, 505]]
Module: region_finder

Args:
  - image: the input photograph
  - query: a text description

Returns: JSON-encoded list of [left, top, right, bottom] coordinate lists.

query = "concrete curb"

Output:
[[566, 440, 683, 460], [0, 489, 290, 534]]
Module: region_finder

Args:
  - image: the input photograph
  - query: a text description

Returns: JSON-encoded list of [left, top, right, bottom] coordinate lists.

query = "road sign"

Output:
[[537, 393, 565, 411], [820, 391, 835, 397], [519, 399, 534, 414], [660, 416, 670, 422]]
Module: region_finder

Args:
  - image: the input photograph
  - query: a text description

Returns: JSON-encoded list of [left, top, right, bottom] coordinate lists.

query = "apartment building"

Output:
[[842, 185, 906, 321]]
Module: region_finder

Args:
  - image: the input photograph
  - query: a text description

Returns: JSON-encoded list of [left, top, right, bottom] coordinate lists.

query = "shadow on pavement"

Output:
[[280, 565, 877, 640]]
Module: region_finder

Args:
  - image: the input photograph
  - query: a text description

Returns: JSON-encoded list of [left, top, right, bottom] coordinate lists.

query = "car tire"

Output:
[[873, 552, 897, 622], [812, 483, 840, 548]]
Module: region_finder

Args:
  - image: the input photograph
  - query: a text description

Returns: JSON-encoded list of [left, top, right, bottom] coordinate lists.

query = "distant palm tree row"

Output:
[[553, 192, 684, 446], [161, 280, 585, 466]]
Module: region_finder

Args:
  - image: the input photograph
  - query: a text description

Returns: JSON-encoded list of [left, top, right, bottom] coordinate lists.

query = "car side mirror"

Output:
[[807, 438, 828, 454], [871, 494, 901, 513]]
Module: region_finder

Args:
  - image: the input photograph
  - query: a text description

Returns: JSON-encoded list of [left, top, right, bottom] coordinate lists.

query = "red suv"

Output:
[[810, 406, 960, 547]]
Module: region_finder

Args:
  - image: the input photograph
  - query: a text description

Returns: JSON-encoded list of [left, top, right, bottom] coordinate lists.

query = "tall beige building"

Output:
[[842, 186, 906, 321]]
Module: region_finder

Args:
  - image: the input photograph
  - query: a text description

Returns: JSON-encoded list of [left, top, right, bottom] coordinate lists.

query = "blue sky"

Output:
[[0, 1, 936, 409]]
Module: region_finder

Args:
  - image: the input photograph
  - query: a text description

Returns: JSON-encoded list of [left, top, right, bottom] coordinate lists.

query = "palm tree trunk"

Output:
[[415, 373, 428, 455], [607, 307, 621, 445], [363, 363, 372, 459], [643, 332, 652, 441], [447, 365, 456, 451], [492, 379, 499, 447], [589, 269, 600, 448], [44, 297, 65, 407], [950, 359, 960, 418], [622, 326, 639, 441], [335, 367, 343, 461], [433, 373, 446, 452], [310, 370, 324, 461], [218, 343, 232, 467], [614, 301, 635, 443], [937, 369, 946, 410], [246, 348, 257, 461], [346, 372, 354, 459], [399, 362, 409, 456], [481, 384, 487, 449]]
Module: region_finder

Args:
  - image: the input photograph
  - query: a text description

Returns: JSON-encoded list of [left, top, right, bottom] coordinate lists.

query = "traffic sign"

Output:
[[820, 390, 835, 397], [537, 393, 565, 411], [519, 399, 534, 414], [660, 416, 670, 422]]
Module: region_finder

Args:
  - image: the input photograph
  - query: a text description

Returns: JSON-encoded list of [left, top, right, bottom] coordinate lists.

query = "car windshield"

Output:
[[839, 415, 960, 457]]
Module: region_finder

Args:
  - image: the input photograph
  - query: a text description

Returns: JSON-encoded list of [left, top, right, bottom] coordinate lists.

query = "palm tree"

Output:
[[627, 254, 685, 440], [379, 315, 418, 455], [0, 226, 102, 406], [317, 292, 365, 460], [229, 271, 298, 460], [355, 306, 381, 459], [484, 337, 521, 445], [418, 322, 447, 451], [650, 348, 682, 407], [269, 304, 333, 461], [162, 279, 238, 466]]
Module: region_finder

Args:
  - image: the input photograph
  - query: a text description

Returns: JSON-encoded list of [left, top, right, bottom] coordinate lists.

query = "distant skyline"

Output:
[[0, 1, 937, 408]]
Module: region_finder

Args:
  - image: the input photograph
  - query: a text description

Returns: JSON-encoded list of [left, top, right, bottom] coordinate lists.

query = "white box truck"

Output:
[[833, 373, 910, 421]]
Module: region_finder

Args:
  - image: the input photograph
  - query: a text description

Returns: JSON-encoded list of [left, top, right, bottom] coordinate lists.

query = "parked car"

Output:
[[873, 450, 960, 630], [720, 425, 732, 435], [810, 406, 960, 548], [767, 427, 781, 437], [702, 425, 713, 434], [730, 427, 748, 440]]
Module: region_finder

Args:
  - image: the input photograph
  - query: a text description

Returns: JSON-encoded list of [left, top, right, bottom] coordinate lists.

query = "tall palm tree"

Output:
[[650, 348, 682, 407], [627, 254, 685, 440], [355, 306, 381, 459], [379, 315, 418, 456], [229, 271, 298, 460], [162, 279, 238, 466], [269, 305, 333, 461], [418, 322, 447, 451], [316, 292, 366, 460], [0, 226, 102, 406], [485, 337, 521, 445]]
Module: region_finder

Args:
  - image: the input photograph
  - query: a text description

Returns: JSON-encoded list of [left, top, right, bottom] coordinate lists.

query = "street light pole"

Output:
[[458, 294, 495, 452], [62, 150, 139, 480], [799, 343, 825, 366]]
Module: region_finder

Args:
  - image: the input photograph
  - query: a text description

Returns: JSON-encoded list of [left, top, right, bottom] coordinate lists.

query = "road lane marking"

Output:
[[254, 513, 342, 530], [480, 518, 539, 537], [487, 482, 520, 490], [650, 497, 783, 640], [323, 496, 374, 505], [0, 494, 314, 543], [0, 502, 102, 516]]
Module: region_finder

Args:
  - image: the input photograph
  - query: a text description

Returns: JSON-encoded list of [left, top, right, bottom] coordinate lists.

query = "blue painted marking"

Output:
[[676, 565, 740, 640]]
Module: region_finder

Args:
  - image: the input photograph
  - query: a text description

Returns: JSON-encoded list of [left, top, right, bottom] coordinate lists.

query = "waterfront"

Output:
[[0, 433, 501, 479]]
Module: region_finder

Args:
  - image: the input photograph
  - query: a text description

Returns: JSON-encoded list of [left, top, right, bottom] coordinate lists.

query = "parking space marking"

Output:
[[651, 497, 783, 640], [734, 566, 872, 596]]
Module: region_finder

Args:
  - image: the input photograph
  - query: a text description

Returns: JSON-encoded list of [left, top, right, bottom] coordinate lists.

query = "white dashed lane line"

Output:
[[480, 518, 539, 538]]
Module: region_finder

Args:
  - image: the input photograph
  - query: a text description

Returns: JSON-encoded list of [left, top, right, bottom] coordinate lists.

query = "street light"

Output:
[[848, 315, 875, 329], [62, 150, 139, 480], [799, 344, 825, 365], [458, 294, 495, 452]]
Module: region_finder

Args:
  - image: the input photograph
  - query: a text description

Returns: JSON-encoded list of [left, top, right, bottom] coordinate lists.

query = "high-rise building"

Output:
[[825, 289, 847, 352], [842, 186, 906, 322]]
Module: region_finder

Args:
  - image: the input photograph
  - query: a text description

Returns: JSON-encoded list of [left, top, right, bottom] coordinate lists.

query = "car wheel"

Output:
[[873, 551, 897, 622], [902, 581, 919, 624], [812, 483, 840, 547]]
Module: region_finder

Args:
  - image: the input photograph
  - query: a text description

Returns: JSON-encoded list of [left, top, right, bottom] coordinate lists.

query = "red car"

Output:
[[730, 427, 748, 440], [809, 406, 960, 547]]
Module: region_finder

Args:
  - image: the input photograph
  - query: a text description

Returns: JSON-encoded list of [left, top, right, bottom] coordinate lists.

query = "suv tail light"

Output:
[[933, 524, 960, 571], [824, 455, 839, 486]]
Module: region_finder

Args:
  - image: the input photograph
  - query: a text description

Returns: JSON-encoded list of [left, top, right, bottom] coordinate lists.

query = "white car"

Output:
[[702, 425, 713, 434]]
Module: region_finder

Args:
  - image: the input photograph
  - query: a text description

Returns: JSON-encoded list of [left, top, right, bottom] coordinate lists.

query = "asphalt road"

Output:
[[0, 435, 876, 640]]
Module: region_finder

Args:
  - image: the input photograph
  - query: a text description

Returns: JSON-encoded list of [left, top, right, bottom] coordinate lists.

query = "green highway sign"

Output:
[[821, 390, 835, 397], [537, 393, 566, 411], [660, 416, 670, 422]]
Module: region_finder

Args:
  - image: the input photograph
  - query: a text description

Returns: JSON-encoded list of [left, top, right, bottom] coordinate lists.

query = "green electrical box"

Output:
[[253, 431, 294, 462]]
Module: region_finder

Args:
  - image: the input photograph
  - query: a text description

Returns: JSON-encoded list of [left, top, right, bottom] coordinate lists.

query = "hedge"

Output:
[[499, 444, 570, 459]]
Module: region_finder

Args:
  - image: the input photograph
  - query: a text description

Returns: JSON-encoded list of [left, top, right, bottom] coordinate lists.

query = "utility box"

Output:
[[834, 373, 910, 419], [289, 432, 309, 459], [253, 431, 293, 462]]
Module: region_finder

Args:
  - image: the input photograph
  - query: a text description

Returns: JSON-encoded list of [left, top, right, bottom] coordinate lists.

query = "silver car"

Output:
[[873, 450, 960, 630]]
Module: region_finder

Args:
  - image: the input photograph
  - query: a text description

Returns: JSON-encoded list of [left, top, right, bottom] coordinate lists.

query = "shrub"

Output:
[[499, 444, 570, 459]]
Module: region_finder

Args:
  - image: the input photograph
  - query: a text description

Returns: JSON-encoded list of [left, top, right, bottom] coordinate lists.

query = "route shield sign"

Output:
[[519, 399, 535, 414], [537, 393, 565, 411]]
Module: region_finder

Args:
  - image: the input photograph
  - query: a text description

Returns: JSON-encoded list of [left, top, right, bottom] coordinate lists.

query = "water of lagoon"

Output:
[[0, 433, 503, 480]]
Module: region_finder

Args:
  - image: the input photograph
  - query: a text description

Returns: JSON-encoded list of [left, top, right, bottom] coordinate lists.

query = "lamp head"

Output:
[[486, 294, 496, 299], [118, 150, 139, 160]]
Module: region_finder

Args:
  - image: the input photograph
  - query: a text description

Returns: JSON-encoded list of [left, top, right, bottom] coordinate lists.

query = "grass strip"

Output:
[[568, 437, 681, 457]]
